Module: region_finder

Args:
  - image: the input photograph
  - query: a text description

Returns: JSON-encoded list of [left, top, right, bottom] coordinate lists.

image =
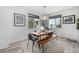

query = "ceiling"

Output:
[[26, 6, 74, 15]]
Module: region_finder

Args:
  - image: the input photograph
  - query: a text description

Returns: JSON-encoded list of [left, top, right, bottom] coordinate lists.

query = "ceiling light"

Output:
[[43, 6, 49, 20]]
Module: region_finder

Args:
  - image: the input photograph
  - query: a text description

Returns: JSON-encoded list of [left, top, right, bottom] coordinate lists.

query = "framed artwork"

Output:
[[14, 13, 26, 26], [63, 15, 75, 24]]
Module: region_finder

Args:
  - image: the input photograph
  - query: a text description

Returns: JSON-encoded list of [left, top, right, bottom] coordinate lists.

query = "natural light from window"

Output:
[[49, 18, 61, 30]]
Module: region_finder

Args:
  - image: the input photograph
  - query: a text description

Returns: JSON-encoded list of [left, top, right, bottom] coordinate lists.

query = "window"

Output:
[[49, 15, 61, 29], [28, 13, 39, 29]]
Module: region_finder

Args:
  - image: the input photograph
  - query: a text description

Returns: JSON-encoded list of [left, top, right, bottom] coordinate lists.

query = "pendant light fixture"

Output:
[[43, 6, 48, 20]]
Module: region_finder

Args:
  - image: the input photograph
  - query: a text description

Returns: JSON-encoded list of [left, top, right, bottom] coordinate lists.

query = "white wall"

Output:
[[0, 6, 79, 49], [0, 6, 41, 49], [49, 7, 79, 41]]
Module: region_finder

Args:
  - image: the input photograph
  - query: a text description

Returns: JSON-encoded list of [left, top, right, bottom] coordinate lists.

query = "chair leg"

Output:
[[56, 38, 57, 40], [42, 44, 44, 53], [32, 41, 34, 53], [38, 43, 41, 49], [56, 37, 58, 41], [27, 39, 29, 48]]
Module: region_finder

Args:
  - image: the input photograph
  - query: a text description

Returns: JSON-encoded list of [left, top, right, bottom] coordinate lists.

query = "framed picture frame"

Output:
[[63, 15, 75, 24], [14, 13, 26, 26]]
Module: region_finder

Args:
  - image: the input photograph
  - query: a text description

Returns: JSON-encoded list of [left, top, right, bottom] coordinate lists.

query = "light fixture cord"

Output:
[[44, 6, 46, 16]]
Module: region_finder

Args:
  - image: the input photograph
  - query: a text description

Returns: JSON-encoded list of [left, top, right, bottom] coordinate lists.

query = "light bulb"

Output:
[[44, 16, 47, 19], [43, 16, 48, 20]]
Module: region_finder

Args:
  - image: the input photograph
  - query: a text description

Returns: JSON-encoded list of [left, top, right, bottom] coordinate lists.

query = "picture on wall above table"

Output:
[[14, 13, 26, 26], [63, 15, 75, 24]]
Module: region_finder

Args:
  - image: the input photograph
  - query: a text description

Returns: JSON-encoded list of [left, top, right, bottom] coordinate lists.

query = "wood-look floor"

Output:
[[0, 36, 79, 53]]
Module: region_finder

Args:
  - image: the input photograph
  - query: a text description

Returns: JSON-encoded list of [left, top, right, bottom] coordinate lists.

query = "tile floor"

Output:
[[0, 36, 79, 53]]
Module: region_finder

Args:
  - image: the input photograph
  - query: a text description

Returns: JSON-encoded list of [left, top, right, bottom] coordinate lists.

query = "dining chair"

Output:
[[27, 33, 38, 52], [37, 33, 57, 53], [37, 34, 52, 53]]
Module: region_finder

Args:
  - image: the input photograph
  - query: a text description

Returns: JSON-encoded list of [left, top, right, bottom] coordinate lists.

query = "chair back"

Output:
[[28, 33, 38, 41], [28, 33, 33, 41]]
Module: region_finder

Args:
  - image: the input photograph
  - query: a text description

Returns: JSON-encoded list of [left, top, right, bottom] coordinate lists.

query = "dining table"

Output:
[[31, 30, 57, 53], [31, 30, 53, 39]]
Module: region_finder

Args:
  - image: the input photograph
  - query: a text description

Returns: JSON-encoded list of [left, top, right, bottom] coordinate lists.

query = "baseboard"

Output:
[[0, 39, 27, 52], [9, 39, 27, 47], [67, 38, 77, 43], [59, 36, 79, 44], [0, 44, 9, 50]]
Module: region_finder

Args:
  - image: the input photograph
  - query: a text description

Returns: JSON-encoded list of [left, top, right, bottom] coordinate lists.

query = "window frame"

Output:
[[49, 15, 62, 29], [28, 13, 40, 29]]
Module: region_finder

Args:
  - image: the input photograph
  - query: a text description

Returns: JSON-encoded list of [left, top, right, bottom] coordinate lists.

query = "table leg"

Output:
[[38, 43, 41, 49]]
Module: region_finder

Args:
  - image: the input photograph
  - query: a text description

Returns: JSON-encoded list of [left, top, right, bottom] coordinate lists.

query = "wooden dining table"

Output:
[[31, 30, 53, 38], [31, 30, 55, 53]]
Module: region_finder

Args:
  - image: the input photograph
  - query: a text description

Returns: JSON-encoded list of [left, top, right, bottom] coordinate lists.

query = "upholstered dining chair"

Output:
[[37, 33, 57, 53], [27, 33, 38, 52]]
